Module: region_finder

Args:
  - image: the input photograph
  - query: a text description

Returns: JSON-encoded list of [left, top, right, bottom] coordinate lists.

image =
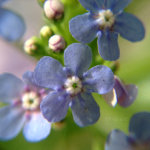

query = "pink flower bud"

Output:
[[44, 0, 64, 20], [48, 35, 65, 52]]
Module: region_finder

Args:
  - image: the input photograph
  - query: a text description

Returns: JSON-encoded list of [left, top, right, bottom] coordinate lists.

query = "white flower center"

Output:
[[96, 9, 115, 29], [22, 91, 40, 110], [64, 76, 82, 95]]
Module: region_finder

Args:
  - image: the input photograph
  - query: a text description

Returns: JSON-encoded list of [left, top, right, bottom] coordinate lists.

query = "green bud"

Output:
[[24, 37, 38, 55], [40, 25, 53, 38]]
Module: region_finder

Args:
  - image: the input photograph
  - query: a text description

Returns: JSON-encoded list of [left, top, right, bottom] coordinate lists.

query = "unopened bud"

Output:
[[40, 25, 52, 38], [24, 37, 37, 55], [44, 0, 64, 20], [48, 35, 65, 52]]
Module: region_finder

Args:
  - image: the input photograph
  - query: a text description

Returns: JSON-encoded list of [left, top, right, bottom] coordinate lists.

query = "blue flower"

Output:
[[69, 0, 145, 61], [105, 112, 150, 150], [0, 0, 25, 41], [103, 76, 138, 107], [0, 72, 51, 142], [34, 43, 114, 127]]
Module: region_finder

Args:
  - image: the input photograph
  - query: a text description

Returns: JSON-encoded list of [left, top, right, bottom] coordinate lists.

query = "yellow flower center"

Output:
[[96, 9, 115, 29], [64, 76, 82, 95], [22, 91, 40, 110]]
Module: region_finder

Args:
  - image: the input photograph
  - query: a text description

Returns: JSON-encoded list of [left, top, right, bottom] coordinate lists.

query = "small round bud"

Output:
[[24, 37, 37, 55], [44, 0, 64, 20], [48, 35, 65, 52], [40, 25, 52, 38]]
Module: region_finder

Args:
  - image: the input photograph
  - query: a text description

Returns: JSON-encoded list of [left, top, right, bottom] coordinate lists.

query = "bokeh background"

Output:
[[0, 0, 150, 150]]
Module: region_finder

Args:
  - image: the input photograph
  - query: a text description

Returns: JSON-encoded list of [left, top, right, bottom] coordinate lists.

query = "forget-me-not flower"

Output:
[[0, 72, 51, 142], [34, 43, 114, 127], [69, 0, 145, 61], [105, 112, 150, 150], [0, 0, 25, 41], [103, 76, 138, 107]]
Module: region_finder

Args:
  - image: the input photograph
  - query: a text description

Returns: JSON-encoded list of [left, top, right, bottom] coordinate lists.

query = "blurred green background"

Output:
[[0, 0, 150, 150]]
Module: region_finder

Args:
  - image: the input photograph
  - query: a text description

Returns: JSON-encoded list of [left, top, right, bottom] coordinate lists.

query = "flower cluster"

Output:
[[0, 0, 147, 146]]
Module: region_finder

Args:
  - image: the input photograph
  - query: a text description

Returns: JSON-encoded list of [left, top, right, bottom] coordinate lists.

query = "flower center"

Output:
[[22, 91, 40, 110], [96, 9, 115, 29], [64, 76, 82, 95]]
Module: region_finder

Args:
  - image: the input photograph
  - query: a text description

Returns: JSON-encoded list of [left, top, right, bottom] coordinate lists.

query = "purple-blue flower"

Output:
[[34, 43, 114, 127], [103, 76, 138, 107], [105, 112, 150, 150], [0, 72, 51, 142], [0, 0, 25, 41], [69, 0, 145, 61]]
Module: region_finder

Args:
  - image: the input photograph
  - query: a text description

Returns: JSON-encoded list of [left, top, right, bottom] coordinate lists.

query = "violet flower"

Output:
[[34, 43, 114, 127], [69, 0, 145, 61], [0, 72, 51, 142], [105, 112, 150, 150]]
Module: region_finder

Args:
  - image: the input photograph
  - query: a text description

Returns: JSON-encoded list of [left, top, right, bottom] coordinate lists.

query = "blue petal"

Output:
[[84, 65, 114, 94], [105, 130, 132, 150], [129, 112, 150, 142], [0, 73, 24, 103], [34, 56, 66, 90], [98, 31, 120, 61], [78, 0, 104, 12], [64, 43, 92, 77], [71, 92, 100, 127], [40, 91, 70, 122], [0, 105, 25, 140], [105, 0, 132, 14], [69, 13, 99, 44], [0, 8, 25, 41], [23, 113, 51, 142], [0, 0, 9, 6], [114, 77, 137, 107], [23, 71, 36, 85], [114, 12, 145, 42]]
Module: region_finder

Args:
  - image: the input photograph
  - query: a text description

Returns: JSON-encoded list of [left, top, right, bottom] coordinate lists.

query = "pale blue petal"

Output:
[[129, 112, 150, 141], [106, 0, 132, 14], [0, 73, 24, 103], [69, 13, 99, 44], [79, 0, 104, 12], [114, 12, 145, 42], [98, 31, 120, 61], [71, 92, 100, 127], [114, 77, 137, 107], [0, 0, 9, 6], [0, 105, 25, 140], [23, 71, 35, 85], [64, 43, 92, 77], [34, 56, 66, 90], [23, 113, 51, 142], [105, 130, 132, 150], [84, 65, 114, 94], [40, 91, 70, 123], [0, 8, 25, 41]]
